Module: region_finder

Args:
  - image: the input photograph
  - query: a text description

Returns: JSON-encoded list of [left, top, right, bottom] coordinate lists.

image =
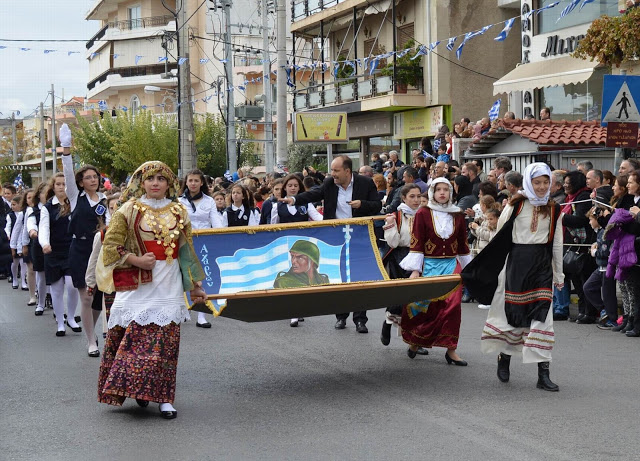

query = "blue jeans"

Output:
[[553, 284, 570, 315]]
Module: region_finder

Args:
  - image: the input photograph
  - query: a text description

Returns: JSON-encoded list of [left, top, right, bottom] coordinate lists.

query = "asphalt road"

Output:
[[1, 279, 638, 461]]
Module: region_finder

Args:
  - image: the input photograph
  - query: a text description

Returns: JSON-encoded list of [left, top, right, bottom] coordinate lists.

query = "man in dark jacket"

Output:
[[586, 169, 613, 206], [282, 155, 382, 333]]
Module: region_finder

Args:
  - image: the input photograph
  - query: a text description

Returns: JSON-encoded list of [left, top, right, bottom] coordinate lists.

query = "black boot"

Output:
[[497, 353, 511, 383], [625, 315, 640, 337], [612, 315, 628, 332], [380, 321, 391, 346], [621, 316, 634, 333], [536, 362, 559, 392]]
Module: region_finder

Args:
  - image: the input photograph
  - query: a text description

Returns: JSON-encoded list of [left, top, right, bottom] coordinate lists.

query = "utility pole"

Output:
[[276, 0, 287, 165], [262, 0, 274, 173], [177, 0, 197, 177], [51, 84, 57, 175], [222, 0, 237, 172], [40, 102, 46, 183], [11, 112, 17, 163]]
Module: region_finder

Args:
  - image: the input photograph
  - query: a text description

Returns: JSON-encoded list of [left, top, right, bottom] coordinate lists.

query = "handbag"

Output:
[[562, 246, 587, 274]]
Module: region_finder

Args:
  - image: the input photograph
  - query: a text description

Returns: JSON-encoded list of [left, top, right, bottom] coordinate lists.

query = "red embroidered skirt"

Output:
[[98, 321, 181, 406], [401, 262, 462, 349]]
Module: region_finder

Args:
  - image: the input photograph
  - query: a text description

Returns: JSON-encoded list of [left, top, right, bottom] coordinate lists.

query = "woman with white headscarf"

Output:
[[475, 162, 563, 391], [399, 177, 472, 365]]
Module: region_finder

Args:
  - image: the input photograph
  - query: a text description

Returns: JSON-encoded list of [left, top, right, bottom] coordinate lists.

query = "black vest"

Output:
[[276, 202, 309, 223], [44, 200, 72, 252], [68, 194, 105, 239], [225, 206, 251, 227]]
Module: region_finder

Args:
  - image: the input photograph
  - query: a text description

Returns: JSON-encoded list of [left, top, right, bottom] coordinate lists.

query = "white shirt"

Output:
[[26, 203, 42, 235], [221, 204, 260, 227], [270, 202, 323, 224], [38, 197, 69, 248], [62, 154, 110, 225], [20, 207, 33, 247], [335, 174, 354, 219], [178, 194, 223, 230], [9, 211, 24, 250]]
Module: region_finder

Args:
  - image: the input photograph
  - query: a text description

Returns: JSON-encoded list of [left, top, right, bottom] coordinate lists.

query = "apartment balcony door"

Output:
[[128, 5, 142, 29]]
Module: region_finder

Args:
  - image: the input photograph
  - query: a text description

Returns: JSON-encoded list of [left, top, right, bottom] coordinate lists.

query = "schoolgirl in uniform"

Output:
[[213, 191, 226, 218], [221, 183, 259, 227], [59, 123, 110, 356], [178, 169, 222, 328], [9, 195, 28, 291], [27, 182, 49, 315], [20, 189, 37, 305], [271, 174, 323, 327], [39, 173, 80, 337]]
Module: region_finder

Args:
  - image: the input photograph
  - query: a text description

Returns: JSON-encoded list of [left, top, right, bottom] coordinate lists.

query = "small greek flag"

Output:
[[113, 53, 120, 59], [200, 58, 210, 64], [456, 25, 492, 60], [90, 52, 98, 59], [579, 0, 595, 9], [13, 174, 24, 190], [494, 18, 516, 42], [135, 55, 143, 65], [20, 48, 30, 52], [158, 56, 168, 63], [68, 51, 80, 56], [178, 57, 188, 65], [557, 0, 580, 22], [98, 100, 108, 111], [446, 37, 457, 51], [488, 99, 501, 122], [44, 49, 56, 54]]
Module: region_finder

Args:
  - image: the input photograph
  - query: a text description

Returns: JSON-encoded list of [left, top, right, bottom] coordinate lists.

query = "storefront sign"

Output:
[[521, 2, 532, 64], [605, 122, 639, 148], [294, 112, 348, 142], [393, 106, 443, 139], [541, 34, 585, 58]]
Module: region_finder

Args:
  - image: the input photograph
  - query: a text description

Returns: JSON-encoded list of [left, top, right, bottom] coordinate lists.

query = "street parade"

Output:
[[2, 0, 640, 459]]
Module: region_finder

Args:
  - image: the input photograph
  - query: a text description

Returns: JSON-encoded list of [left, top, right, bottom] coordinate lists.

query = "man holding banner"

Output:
[[281, 155, 382, 333]]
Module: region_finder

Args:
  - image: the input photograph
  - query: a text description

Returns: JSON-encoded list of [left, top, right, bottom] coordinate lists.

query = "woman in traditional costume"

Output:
[[179, 168, 223, 328], [477, 162, 563, 391], [96, 161, 207, 419], [399, 177, 471, 364]]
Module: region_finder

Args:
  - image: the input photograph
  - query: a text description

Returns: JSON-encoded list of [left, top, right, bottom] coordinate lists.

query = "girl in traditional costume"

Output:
[[179, 168, 223, 328], [477, 163, 563, 391], [96, 161, 207, 419], [399, 177, 471, 364]]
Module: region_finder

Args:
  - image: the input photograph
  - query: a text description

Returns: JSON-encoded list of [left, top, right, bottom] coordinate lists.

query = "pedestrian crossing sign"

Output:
[[602, 75, 640, 126]]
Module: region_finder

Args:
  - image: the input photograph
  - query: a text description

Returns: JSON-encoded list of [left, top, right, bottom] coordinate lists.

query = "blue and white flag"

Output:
[[200, 58, 210, 64], [396, 48, 411, 58], [44, 49, 56, 54], [158, 56, 168, 63], [68, 51, 80, 56], [580, 0, 595, 9], [557, 0, 580, 22], [0, 46, 6, 50], [13, 174, 24, 190], [488, 98, 501, 121], [411, 45, 428, 60], [446, 37, 457, 51], [98, 100, 108, 111], [20, 48, 30, 52], [113, 53, 120, 59], [178, 57, 188, 65], [494, 18, 516, 42], [215, 236, 344, 294], [456, 25, 493, 60], [135, 55, 143, 65]]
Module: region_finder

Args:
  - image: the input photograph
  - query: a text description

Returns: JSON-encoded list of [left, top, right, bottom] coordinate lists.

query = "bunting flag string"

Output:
[[494, 18, 516, 42]]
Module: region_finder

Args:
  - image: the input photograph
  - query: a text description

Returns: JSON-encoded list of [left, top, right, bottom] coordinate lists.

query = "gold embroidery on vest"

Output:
[[425, 240, 436, 255], [451, 240, 458, 253]]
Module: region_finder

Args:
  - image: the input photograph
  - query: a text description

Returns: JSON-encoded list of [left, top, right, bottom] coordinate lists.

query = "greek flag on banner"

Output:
[[488, 99, 501, 121], [216, 236, 343, 294]]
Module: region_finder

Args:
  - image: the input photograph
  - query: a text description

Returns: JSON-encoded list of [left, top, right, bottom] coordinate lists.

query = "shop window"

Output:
[[535, 0, 619, 35], [536, 67, 606, 121]]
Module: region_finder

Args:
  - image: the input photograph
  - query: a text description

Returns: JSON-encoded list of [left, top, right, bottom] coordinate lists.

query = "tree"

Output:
[[573, 8, 640, 68], [287, 142, 328, 173], [195, 114, 227, 177]]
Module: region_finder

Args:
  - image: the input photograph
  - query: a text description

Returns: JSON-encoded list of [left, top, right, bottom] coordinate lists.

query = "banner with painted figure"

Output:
[[191, 219, 388, 314]]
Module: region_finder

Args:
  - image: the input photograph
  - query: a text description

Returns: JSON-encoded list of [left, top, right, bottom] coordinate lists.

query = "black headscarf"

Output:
[[182, 190, 203, 212]]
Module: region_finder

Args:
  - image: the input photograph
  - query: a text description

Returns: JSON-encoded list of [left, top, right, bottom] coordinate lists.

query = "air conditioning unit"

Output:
[[235, 105, 264, 121]]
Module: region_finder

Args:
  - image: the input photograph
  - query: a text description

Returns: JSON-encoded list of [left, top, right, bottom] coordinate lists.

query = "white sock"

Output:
[[36, 272, 47, 309], [11, 260, 18, 285], [20, 260, 28, 288], [197, 312, 207, 324], [50, 279, 66, 330], [159, 403, 176, 412], [65, 276, 79, 322]]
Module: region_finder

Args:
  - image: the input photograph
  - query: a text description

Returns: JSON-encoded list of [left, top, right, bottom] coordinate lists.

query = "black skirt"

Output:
[[504, 244, 553, 328], [68, 237, 93, 289], [30, 237, 44, 272], [44, 250, 71, 285]]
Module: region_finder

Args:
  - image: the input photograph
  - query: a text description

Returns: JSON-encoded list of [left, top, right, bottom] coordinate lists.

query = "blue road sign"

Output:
[[602, 75, 640, 126]]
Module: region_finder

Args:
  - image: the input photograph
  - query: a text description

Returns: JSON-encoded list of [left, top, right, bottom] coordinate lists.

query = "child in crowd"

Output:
[[9, 195, 28, 290], [222, 183, 260, 227], [213, 191, 226, 218]]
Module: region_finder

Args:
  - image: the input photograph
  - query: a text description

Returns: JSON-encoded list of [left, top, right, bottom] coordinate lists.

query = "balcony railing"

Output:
[[108, 15, 174, 31], [291, 0, 342, 22], [293, 67, 423, 111], [86, 24, 108, 49], [87, 64, 178, 91]]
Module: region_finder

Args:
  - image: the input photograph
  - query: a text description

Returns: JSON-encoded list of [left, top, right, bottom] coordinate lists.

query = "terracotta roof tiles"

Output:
[[500, 119, 610, 146]]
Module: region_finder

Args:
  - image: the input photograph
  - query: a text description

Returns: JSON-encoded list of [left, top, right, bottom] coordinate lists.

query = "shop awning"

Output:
[[493, 56, 599, 95]]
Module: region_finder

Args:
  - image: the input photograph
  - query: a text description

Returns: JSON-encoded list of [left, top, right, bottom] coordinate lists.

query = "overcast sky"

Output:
[[0, 1, 97, 118]]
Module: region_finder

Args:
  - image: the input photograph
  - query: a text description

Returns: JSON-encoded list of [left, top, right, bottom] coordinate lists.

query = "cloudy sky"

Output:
[[0, 1, 97, 118]]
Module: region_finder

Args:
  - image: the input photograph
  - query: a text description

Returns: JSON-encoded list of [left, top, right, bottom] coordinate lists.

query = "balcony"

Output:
[[87, 64, 177, 98], [108, 15, 175, 31], [293, 67, 425, 112], [292, 0, 343, 22], [86, 24, 108, 50]]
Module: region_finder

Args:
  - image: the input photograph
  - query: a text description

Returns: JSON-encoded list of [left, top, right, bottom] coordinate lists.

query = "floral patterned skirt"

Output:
[[98, 321, 181, 406]]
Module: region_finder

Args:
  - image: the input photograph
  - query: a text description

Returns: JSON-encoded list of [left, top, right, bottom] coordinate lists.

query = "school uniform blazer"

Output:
[[293, 173, 382, 219]]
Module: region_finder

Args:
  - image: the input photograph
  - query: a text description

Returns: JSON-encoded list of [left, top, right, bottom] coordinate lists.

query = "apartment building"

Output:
[[290, 0, 521, 164]]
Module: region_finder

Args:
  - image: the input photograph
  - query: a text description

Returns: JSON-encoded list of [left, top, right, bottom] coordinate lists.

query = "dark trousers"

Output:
[[336, 311, 368, 324], [569, 261, 599, 318], [583, 269, 618, 322]]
